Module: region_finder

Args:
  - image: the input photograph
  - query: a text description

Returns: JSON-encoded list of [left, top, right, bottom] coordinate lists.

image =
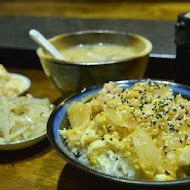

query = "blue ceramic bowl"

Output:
[[47, 80, 190, 188]]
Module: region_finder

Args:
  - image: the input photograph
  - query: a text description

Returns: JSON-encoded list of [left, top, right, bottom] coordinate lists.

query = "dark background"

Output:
[[0, 16, 177, 79]]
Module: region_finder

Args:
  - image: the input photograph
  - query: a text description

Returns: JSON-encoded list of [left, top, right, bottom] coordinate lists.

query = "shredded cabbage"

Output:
[[0, 94, 54, 143]]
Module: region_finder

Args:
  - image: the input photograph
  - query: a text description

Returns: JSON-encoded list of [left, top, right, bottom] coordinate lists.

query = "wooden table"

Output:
[[0, 1, 190, 189], [1, 1, 190, 21]]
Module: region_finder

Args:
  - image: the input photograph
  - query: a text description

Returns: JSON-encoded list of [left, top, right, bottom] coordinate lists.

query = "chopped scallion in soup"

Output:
[[60, 44, 137, 62]]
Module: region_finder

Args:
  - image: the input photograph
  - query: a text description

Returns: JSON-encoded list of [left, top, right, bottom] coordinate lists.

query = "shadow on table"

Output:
[[57, 164, 190, 190], [57, 164, 126, 190], [0, 138, 51, 164]]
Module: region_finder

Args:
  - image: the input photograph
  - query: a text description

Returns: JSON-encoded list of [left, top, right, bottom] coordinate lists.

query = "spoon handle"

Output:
[[29, 29, 64, 60]]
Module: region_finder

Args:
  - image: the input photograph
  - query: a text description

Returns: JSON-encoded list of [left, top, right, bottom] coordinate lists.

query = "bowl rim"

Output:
[[37, 30, 152, 66], [0, 131, 46, 146], [10, 73, 31, 96], [47, 79, 190, 187], [0, 131, 47, 150]]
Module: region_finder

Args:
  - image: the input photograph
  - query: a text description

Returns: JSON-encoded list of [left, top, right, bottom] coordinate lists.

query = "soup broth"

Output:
[[60, 44, 137, 62]]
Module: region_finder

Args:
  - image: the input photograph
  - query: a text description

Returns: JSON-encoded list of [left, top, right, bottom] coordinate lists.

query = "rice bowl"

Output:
[[47, 80, 190, 187]]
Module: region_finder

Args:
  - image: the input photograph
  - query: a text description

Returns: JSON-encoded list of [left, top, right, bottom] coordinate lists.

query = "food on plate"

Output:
[[59, 81, 190, 181], [0, 64, 26, 97], [59, 44, 136, 62], [0, 94, 54, 143]]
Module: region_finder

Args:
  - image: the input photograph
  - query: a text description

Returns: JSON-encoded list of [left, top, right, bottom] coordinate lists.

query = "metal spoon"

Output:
[[29, 29, 64, 60]]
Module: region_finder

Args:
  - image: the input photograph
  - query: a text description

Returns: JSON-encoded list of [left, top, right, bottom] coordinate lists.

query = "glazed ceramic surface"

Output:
[[37, 30, 152, 98]]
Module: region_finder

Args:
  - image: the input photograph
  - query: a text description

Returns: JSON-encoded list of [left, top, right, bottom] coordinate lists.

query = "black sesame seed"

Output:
[[156, 113, 162, 119], [122, 99, 127, 104], [163, 145, 167, 150], [110, 138, 113, 141], [169, 125, 175, 131], [152, 121, 157, 125], [180, 140, 183, 143], [178, 117, 183, 120]]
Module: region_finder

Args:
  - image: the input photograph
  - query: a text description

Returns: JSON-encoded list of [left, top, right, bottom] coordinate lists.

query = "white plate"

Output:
[[0, 132, 46, 151], [11, 73, 31, 96]]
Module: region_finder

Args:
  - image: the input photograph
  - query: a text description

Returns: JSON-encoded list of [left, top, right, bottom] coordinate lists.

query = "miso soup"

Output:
[[60, 43, 137, 62]]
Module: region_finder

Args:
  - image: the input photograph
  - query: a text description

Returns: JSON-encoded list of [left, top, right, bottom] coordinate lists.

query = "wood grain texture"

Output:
[[0, 1, 189, 189], [0, 1, 190, 20]]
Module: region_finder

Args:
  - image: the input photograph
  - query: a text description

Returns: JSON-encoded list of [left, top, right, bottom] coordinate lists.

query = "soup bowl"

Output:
[[37, 30, 152, 98]]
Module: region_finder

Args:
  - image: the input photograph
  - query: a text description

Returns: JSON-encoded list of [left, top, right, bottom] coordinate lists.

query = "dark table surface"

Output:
[[0, 16, 176, 79], [0, 16, 176, 55]]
